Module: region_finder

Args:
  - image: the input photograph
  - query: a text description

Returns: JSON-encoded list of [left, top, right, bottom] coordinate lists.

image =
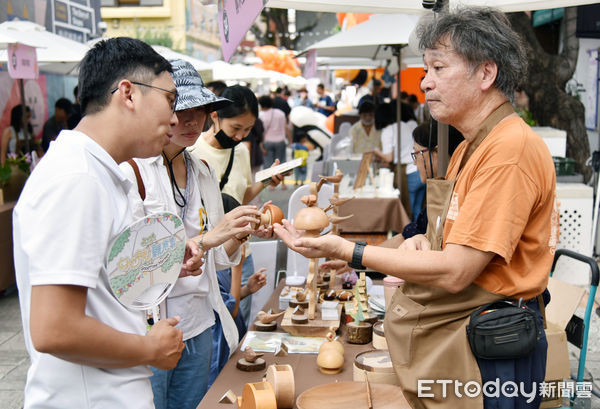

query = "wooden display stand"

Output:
[[281, 304, 343, 337], [281, 172, 352, 338]]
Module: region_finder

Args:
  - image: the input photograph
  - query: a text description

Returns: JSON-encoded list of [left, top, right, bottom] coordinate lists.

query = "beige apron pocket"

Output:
[[384, 289, 425, 367]]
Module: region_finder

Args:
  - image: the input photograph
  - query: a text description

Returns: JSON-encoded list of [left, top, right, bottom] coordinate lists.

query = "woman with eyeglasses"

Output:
[[321, 120, 463, 274], [121, 60, 266, 409]]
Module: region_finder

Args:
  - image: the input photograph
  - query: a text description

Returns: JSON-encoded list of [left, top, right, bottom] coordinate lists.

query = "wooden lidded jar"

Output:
[[266, 364, 295, 409], [353, 349, 399, 386], [240, 381, 277, 409]]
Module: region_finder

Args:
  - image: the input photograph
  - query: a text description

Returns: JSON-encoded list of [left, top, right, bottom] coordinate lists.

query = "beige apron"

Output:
[[384, 103, 515, 409]]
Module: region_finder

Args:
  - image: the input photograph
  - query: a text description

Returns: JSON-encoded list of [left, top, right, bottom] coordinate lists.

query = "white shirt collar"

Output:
[[60, 130, 134, 190]]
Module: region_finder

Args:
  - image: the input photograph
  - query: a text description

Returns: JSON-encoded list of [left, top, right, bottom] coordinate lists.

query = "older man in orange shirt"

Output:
[[275, 7, 557, 409]]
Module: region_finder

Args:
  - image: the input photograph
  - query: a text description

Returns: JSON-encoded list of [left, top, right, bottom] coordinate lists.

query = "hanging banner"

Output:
[[218, 0, 265, 62], [7, 43, 39, 80], [304, 49, 317, 79]]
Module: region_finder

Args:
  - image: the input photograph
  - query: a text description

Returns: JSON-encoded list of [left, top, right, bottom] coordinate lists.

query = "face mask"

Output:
[[214, 128, 241, 149], [361, 118, 374, 126]]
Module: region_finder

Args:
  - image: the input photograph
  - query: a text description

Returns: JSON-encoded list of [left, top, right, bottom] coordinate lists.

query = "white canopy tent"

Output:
[[0, 20, 89, 75], [151, 45, 213, 71], [267, 0, 424, 14], [210, 60, 307, 86], [301, 13, 423, 66], [457, 0, 600, 12], [268, 0, 600, 13], [0, 31, 45, 50]]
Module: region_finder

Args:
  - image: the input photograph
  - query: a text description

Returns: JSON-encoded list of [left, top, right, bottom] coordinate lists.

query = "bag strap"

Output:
[[127, 159, 146, 201], [219, 148, 235, 191], [537, 294, 547, 329]]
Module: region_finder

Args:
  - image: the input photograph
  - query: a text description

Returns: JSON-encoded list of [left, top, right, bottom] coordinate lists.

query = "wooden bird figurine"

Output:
[[257, 310, 285, 324], [244, 347, 264, 363], [295, 290, 307, 302]]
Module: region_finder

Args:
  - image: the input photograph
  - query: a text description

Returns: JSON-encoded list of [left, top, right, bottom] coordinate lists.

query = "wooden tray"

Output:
[[296, 381, 410, 409], [280, 305, 342, 337]]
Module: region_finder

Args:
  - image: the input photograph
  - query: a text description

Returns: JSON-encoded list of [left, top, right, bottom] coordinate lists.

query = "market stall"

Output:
[[197, 280, 410, 409]]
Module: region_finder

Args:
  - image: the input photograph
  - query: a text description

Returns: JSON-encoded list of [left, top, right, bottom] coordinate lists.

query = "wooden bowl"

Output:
[[296, 381, 410, 409]]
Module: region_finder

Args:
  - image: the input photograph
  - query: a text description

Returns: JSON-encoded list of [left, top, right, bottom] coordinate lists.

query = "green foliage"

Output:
[[0, 164, 11, 188], [135, 26, 173, 49], [109, 229, 131, 263], [517, 108, 537, 126], [0, 153, 31, 187]]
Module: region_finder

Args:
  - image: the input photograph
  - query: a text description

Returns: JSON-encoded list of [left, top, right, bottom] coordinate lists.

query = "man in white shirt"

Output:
[[13, 38, 199, 409]]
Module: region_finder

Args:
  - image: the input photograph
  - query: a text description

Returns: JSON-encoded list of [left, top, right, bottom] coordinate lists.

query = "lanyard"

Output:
[[163, 148, 190, 220]]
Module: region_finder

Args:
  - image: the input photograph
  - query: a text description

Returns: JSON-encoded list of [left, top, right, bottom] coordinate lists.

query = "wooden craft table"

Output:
[[197, 280, 409, 409], [336, 197, 410, 234]]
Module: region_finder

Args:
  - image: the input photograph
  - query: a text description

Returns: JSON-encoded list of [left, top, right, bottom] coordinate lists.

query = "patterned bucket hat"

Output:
[[170, 59, 231, 112]]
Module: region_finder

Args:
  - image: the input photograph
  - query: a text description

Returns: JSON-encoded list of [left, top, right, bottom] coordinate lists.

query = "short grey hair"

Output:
[[418, 7, 527, 101]]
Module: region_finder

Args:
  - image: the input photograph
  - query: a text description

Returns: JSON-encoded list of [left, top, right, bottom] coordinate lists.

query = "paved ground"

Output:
[[1, 181, 600, 408]]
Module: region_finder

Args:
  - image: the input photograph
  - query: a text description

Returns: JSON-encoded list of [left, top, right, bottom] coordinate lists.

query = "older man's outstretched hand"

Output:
[[273, 219, 353, 261]]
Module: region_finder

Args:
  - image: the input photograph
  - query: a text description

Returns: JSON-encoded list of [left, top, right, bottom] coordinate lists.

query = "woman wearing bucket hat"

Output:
[[189, 85, 286, 331], [121, 59, 267, 409]]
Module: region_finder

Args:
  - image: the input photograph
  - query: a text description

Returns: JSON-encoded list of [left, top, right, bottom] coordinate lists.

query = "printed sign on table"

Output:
[[7, 43, 38, 80], [218, 0, 266, 62]]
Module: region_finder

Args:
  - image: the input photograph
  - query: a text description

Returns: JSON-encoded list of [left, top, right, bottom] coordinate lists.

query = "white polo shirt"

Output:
[[13, 130, 154, 409]]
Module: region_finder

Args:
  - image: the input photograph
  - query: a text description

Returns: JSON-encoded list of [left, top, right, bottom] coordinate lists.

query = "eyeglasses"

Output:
[[411, 148, 430, 162], [110, 81, 178, 112]]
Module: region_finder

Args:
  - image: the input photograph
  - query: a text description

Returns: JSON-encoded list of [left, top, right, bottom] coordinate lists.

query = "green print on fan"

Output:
[[106, 212, 186, 310], [141, 233, 156, 248], [108, 229, 131, 263]]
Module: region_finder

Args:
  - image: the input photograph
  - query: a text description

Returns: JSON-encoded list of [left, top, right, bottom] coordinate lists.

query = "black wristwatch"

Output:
[[348, 241, 367, 270]]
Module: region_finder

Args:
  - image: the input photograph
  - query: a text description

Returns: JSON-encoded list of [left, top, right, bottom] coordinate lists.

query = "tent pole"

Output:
[[395, 46, 410, 218]]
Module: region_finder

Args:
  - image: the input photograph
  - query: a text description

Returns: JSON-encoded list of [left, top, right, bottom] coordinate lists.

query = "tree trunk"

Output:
[[509, 9, 591, 181]]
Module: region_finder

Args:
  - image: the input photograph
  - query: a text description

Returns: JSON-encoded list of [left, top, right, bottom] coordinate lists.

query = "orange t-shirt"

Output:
[[443, 116, 558, 300]]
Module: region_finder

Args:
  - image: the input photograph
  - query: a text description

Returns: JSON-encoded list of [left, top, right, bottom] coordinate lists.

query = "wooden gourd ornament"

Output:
[[316, 329, 344, 375]]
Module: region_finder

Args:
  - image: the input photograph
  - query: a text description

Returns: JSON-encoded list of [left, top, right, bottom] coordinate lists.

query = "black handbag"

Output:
[[466, 300, 541, 360]]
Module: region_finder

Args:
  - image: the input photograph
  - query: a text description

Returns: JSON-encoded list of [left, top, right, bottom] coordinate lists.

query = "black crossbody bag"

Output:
[[466, 299, 542, 360]]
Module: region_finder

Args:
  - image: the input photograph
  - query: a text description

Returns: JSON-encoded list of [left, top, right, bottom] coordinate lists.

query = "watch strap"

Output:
[[349, 241, 367, 270]]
